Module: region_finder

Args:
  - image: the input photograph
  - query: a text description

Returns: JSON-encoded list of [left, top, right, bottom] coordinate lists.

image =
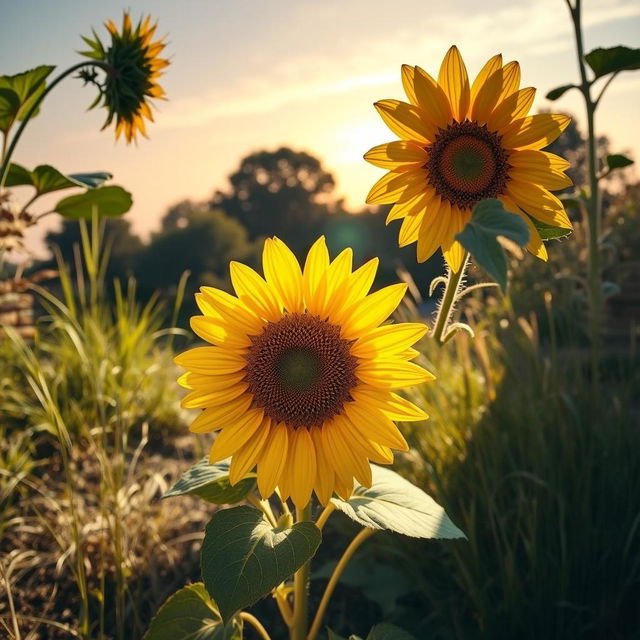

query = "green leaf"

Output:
[[530, 216, 572, 241], [143, 583, 242, 640], [164, 457, 256, 505], [331, 465, 466, 539], [54, 185, 132, 219], [455, 198, 529, 292], [0, 88, 20, 133], [0, 65, 55, 123], [585, 46, 640, 79], [201, 505, 321, 622], [606, 153, 634, 171], [367, 624, 416, 640], [68, 171, 113, 189], [3, 163, 34, 188], [545, 84, 576, 101]]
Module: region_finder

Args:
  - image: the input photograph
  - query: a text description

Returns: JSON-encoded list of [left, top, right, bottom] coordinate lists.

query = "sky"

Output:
[[1, 0, 639, 257]]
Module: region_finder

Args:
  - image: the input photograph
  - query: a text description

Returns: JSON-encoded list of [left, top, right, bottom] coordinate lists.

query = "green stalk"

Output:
[[0, 60, 112, 189], [432, 253, 470, 344], [566, 0, 601, 365], [291, 504, 312, 640]]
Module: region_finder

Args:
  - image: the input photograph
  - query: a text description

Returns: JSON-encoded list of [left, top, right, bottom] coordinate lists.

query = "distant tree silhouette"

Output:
[[212, 147, 337, 257]]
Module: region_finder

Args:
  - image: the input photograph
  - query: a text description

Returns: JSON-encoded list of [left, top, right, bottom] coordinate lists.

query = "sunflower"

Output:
[[365, 46, 573, 271], [81, 12, 168, 143], [175, 237, 434, 509]]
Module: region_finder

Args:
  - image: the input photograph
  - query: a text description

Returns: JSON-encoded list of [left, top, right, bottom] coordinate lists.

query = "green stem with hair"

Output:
[[431, 252, 470, 343], [291, 505, 312, 640], [0, 60, 112, 189]]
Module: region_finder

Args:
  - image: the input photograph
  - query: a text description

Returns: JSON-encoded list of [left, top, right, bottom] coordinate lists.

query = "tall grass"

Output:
[[0, 217, 207, 640]]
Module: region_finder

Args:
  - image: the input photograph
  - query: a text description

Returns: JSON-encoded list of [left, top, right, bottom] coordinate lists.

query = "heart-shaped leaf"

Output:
[[606, 154, 634, 172], [54, 185, 132, 219], [455, 198, 529, 291], [4, 163, 113, 196], [164, 457, 255, 505], [331, 465, 465, 539], [143, 583, 242, 640], [585, 45, 640, 79], [201, 505, 321, 622], [0, 88, 20, 133], [0, 65, 55, 124], [546, 84, 576, 101]]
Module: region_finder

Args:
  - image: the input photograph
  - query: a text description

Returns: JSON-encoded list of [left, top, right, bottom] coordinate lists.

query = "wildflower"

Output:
[[81, 12, 168, 143], [175, 237, 434, 508], [365, 46, 573, 270]]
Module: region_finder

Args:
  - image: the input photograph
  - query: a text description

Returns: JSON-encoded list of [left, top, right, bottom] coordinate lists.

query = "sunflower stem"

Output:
[[291, 504, 312, 640], [239, 612, 273, 640], [566, 0, 601, 378], [431, 253, 470, 344], [307, 528, 375, 640], [0, 60, 112, 190]]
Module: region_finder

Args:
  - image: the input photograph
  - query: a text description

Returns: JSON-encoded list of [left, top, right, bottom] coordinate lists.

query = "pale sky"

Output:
[[2, 0, 639, 257]]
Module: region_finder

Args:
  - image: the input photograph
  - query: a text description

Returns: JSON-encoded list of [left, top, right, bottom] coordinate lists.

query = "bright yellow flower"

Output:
[[81, 12, 169, 143], [365, 46, 573, 271], [175, 237, 434, 509]]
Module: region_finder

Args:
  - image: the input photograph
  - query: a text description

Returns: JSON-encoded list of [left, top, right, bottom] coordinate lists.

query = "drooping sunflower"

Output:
[[81, 12, 168, 143], [365, 46, 573, 271], [175, 237, 434, 509]]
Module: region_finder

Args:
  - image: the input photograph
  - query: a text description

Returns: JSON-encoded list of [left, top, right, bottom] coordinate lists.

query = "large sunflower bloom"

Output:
[[81, 12, 168, 143], [365, 46, 573, 271], [175, 237, 434, 509]]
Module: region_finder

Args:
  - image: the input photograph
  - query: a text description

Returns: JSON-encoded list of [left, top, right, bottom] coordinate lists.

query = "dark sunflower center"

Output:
[[425, 120, 510, 210], [244, 313, 357, 429]]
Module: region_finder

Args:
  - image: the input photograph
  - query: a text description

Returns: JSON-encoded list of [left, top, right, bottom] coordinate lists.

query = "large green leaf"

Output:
[[331, 465, 466, 539], [0, 88, 20, 133], [201, 505, 321, 622], [164, 457, 256, 505], [585, 45, 640, 79], [455, 198, 529, 291], [530, 216, 572, 241], [54, 185, 132, 219], [4, 163, 113, 196], [143, 583, 242, 640], [0, 65, 55, 127], [606, 153, 634, 172]]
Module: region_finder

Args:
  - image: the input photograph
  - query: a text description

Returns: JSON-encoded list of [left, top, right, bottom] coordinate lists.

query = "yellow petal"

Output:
[[387, 189, 435, 224], [470, 66, 504, 125], [438, 45, 470, 121], [341, 283, 408, 339], [322, 417, 372, 488], [190, 316, 252, 349], [209, 408, 264, 462], [413, 66, 454, 128], [416, 197, 450, 263], [509, 150, 573, 190], [288, 428, 317, 509], [400, 64, 418, 105], [229, 418, 271, 485], [488, 87, 536, 131], [351, 322, 428, 359], [502, 114, 571, 150], [257, 422, 289, 498], [507, 182, 573, 228], [188, 394, 253, 432], [499, 61, 521, 100], [442, 209, 470, 273], [310, 426, 335, 505], [199, 287, 264, 335], [374, 99, 435, 144], [174, 346, 247, 375], [303, 236, 329, 308], [230, 261, 282, 322], [343, 402, 409, 450], [398, 209, 426, 247], [182, 382, 249, 411], [470, 54, 503, 106], [356, 359, 435, 389], [366, 169, 427, 206], [328, 258, 380, 325], [364, 140, 428, 170], [263, 237, 304, 313], [351, 387, 429, 421]]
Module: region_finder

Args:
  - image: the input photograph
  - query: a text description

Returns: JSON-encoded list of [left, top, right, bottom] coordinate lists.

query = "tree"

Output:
[[212, 147, 337, 257]]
